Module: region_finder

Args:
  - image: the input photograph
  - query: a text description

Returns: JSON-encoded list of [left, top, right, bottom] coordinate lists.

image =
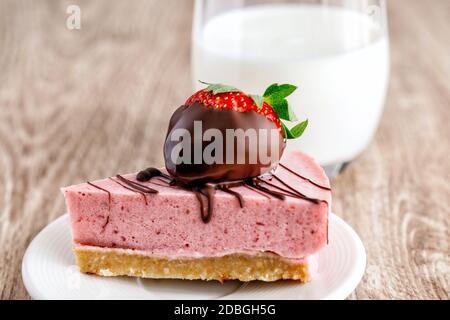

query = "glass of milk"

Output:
[[191, 0, 390, 177]]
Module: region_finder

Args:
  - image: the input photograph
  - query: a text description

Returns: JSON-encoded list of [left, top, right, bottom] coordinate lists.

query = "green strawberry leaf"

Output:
[[282, 119, 308, 139], [263, 83, 279, 97], [263, 83, 297, 99], [281, 122, 292, 139], [198, 80, 241, 95], [268, 99, 298, 122], [270, 99, 289, 120], [263, 83, 298, 121], [197, 81, 308, 140], [209, 85, 241, 94], [249, 94, 264, 109], [290, 119, 308, 138]]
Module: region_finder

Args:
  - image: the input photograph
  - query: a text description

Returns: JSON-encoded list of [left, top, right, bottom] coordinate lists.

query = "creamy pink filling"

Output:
[[62, 151, 331, 259]]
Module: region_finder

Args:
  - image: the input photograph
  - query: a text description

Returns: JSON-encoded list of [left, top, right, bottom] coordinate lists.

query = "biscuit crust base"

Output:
[[74, 246, 310, 282]]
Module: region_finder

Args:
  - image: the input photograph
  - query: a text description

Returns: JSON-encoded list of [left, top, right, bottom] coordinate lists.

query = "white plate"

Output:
[[22, 213, 365, 300]]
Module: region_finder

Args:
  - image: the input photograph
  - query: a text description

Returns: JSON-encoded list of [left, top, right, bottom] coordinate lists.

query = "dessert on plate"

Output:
[[62, 83, 331, 282]]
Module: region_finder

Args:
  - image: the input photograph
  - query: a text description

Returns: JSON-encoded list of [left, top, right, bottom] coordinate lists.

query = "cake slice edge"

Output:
[[74, 245, 313, 282]]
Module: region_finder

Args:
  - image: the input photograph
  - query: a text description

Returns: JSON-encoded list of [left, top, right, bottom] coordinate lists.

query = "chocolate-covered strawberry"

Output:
[[164, 82, 308, 184]]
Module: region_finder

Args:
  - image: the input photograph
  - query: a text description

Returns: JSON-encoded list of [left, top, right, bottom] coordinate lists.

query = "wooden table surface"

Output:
[[0, 0, 449, 300]]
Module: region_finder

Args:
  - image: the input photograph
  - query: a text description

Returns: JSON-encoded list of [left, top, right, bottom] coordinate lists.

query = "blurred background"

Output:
[[0, 0, 448, 299]]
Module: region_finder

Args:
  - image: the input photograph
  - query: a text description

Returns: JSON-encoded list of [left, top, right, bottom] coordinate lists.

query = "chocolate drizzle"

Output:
[[84, 163, 329, 224], [134, 164, 329, 223], [243, 183, 271, 199], [116, 175, 158, 194], [218, 186, 244, 208], [245, 178, 285, 200], [263, 175, 322, 204], [137, 168, 172, 183], [87, 182, 111, 210], [196, 185, 216, 223], [87, 181, 112, 232], [278, 163, 331, 191], [258, 178, 304, 199], [108, 177, 148, 205]]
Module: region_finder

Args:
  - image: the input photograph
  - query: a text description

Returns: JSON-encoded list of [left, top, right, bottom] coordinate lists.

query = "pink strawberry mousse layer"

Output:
[[62, 151, 331, 260]]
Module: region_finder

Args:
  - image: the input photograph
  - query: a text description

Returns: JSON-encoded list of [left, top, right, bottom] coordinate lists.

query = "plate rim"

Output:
[[318, 213, 366, 300]]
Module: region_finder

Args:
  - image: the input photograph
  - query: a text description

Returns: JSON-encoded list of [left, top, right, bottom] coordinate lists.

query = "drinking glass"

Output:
[[191, 0, 390, 177]]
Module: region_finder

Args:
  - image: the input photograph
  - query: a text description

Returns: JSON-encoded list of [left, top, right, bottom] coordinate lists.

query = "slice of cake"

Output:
[[62, 82, 331, 282], [62, 151, 330, 282]]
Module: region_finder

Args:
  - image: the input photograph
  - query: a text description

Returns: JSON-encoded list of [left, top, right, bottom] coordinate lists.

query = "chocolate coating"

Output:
[[164, 102, 285, 184]]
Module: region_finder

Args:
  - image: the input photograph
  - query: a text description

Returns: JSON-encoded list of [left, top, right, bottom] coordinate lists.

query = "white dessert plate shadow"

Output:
[[22, 213, 365, 300]]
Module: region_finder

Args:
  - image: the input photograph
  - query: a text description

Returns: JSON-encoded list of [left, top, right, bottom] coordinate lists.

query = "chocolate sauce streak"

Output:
[[258, 177, 308, 200], [278, 163, 332, 191], [101, 215, 110, 232], [137, 167, 173, 183], [246, 178, 285, 200], [108, 177, 148, 205], [214, 181, 249, 206], [198, 185, 215, 223], [193, 189, 208, 222], [243, 183, 272, 199], [87, 182, 111, 232], [218, 186, 244, 208], [262, 175, 322, 204], [135, 164, 329, 224], [116, 175, 158, 194], [87, 182, 111, 210], [136, 167, 177, 188]]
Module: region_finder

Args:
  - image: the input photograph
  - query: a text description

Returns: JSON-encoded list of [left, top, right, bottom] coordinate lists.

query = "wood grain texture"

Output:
[[0, 0, 448, 300]]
